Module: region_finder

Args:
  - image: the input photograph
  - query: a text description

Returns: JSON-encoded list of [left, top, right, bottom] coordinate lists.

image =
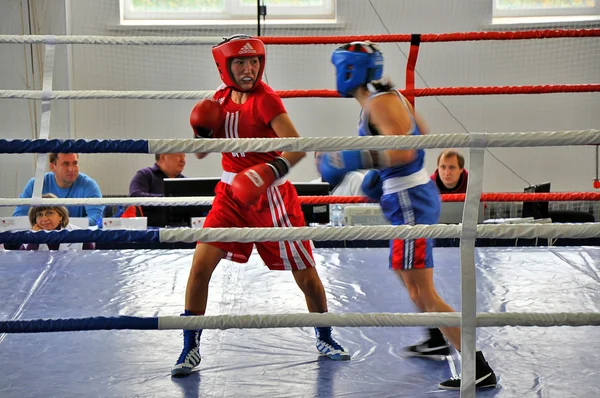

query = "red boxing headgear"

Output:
[[212, 34, 266, 92]]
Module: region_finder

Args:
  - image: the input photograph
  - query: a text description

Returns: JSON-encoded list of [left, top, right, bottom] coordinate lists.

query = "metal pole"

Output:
[[257, 0, 261, 36]]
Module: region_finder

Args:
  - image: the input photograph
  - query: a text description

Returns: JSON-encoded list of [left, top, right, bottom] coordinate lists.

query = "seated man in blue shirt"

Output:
[[12, 153, 104, 227], [128, 153, 186, 226]]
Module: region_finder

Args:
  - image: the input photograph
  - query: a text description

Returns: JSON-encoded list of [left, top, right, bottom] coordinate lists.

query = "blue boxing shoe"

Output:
[[315, 327, 351, 361], [171, 329, 202, 377], [171, 311, 203, 377]]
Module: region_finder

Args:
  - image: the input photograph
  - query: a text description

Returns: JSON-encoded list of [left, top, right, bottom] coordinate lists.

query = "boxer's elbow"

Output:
[[282, 151, 305, 167]]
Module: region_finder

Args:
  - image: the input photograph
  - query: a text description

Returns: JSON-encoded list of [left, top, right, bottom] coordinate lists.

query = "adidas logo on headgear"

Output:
[[238, 43, 256, 54]]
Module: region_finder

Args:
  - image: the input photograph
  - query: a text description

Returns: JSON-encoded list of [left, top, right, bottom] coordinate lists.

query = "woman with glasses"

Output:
[[22, 193, 95, 250]]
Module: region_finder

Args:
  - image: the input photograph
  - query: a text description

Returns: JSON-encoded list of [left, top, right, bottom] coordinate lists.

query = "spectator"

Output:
[[13, 153, 103, 227], [21, 193, 95, 250], [430, 149, 468, 194], [128, 153, 186, 226]]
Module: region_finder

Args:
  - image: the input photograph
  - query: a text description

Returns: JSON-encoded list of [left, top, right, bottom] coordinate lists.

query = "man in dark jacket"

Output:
[[128, 153, 186, 226], [430, 149, 468, 194]]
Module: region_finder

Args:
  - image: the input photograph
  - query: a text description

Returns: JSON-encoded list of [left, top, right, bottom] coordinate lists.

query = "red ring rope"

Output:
[[298, 192, 600, 205], [259, 29, 600, 45], [276, 84, 600, 98]]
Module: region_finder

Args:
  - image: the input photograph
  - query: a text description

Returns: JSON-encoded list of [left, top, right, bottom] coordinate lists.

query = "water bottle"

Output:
[[331, 204, 344, 227]]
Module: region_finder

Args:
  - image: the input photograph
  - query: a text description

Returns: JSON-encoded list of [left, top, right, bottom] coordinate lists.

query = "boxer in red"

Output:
[[171, 35, 350, 377]]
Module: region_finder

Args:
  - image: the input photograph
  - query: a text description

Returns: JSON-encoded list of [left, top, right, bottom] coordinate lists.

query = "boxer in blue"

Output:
[[318, 41, 496, 390]]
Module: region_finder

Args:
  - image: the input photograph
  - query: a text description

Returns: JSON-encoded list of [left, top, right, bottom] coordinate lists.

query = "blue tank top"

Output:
[[357, 90, 425, 180]]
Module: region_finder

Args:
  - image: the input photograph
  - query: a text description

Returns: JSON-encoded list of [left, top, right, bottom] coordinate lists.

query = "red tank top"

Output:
[[212, 81, 287, 173]]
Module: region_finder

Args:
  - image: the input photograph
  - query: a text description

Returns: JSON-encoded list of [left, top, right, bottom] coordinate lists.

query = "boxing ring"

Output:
[[1, 246, 600, 398], [1, 28, 600, 398]]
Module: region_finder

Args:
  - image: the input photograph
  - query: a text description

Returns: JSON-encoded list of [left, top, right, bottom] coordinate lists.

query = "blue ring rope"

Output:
[[0, 139, 149, 154], [0, 316, 158, 333], [0, 229, 159, 244]]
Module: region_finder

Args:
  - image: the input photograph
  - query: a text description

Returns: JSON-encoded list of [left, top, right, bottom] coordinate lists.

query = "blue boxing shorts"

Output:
[[379, 180, 441, 270]]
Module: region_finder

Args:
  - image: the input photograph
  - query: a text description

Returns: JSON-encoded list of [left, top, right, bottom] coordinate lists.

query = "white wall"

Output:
[[0, 0, 71, 215], [1, 0, 599, 215]]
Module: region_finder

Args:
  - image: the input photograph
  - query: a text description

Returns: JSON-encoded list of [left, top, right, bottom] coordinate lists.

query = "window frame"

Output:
[[493, 0, 599, 18], [120, 0, 336, 23]]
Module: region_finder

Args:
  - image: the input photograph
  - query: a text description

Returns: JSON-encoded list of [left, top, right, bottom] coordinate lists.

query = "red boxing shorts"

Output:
[[202, 178, 315, 271]]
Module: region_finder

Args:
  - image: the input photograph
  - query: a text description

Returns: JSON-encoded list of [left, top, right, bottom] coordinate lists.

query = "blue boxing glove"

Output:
[[319, 150, 376, 186], [361, 170, 383, 201], [331, 150, 376, 171], [318, 153, 347, 187]]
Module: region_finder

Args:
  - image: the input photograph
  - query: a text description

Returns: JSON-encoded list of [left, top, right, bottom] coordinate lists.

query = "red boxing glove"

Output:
[[231, 158, 291, 204], [231, 164, 277, 204], [190, 99, 224, 139]]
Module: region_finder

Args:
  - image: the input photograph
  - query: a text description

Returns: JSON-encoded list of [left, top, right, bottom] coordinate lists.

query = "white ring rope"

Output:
[[3, 131, 596, 152], [0, 35, 225, 45], [156, 223, 600, 243], [147, 131, 600, 153], [157, 312, 600, 330], [1, 84, 599, 102], [0, 196, 215, 207], [1, 221, 597, 241], [0, 90, 215, 100]]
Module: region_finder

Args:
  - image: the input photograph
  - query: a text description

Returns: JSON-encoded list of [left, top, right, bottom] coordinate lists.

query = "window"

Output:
[[493, 0, 599, 19], [120, 0, 336, 24]]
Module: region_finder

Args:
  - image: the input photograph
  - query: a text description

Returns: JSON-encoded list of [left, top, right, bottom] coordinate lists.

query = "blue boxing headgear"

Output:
[[331, 41, 384, 98]]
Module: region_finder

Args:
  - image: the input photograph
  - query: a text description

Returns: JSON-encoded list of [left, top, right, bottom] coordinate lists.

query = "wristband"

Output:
[[267, 156, 291, 179]]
